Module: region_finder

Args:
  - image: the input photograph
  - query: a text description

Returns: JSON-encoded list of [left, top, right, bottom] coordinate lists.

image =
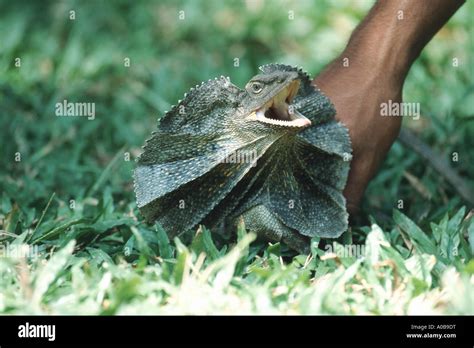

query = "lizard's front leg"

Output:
[[238, 205, 310, 254]]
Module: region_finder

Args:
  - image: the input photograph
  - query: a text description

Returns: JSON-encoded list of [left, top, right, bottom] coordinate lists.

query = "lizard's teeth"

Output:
[[256, 109, 311, 128], [291, 117, 312, 127]]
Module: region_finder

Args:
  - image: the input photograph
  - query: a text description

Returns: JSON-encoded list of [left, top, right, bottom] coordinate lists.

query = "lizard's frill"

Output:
[[134, 64, 353, 245]]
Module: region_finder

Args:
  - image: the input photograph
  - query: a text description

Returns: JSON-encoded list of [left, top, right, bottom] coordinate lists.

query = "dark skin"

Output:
[[313, 0, 465, 214]]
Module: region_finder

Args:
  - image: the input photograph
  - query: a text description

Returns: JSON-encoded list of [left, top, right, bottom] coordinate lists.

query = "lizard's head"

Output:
[[243, 70, 311, 129]]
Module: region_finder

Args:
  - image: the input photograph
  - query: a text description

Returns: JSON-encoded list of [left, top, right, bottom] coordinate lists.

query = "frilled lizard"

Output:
[[134, 64, 352, 253]]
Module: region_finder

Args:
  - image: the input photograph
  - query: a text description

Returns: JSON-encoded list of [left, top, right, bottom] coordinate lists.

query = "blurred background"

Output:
[[0, 0, 472, 243]]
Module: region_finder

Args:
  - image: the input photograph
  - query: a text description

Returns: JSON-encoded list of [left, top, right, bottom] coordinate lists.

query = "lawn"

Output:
[[0, 0, 473, 314]]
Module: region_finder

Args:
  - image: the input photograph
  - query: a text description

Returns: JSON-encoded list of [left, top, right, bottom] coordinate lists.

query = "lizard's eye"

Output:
[[249, 82, 263, 94]]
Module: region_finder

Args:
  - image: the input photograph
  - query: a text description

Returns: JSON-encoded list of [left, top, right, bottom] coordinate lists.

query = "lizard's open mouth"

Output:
[[250, 80, 311, 128]]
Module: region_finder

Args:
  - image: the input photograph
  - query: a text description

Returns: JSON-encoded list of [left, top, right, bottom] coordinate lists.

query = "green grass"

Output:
[[0, 0, 473, 314]]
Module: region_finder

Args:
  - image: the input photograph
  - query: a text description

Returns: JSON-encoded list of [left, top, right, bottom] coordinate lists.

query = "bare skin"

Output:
[[313, 0, 465, 214]]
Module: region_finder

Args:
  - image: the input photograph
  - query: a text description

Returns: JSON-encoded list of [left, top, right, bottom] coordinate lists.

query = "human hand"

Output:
[[312, 0, 465, 214], [314, 60, 402, 214]]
